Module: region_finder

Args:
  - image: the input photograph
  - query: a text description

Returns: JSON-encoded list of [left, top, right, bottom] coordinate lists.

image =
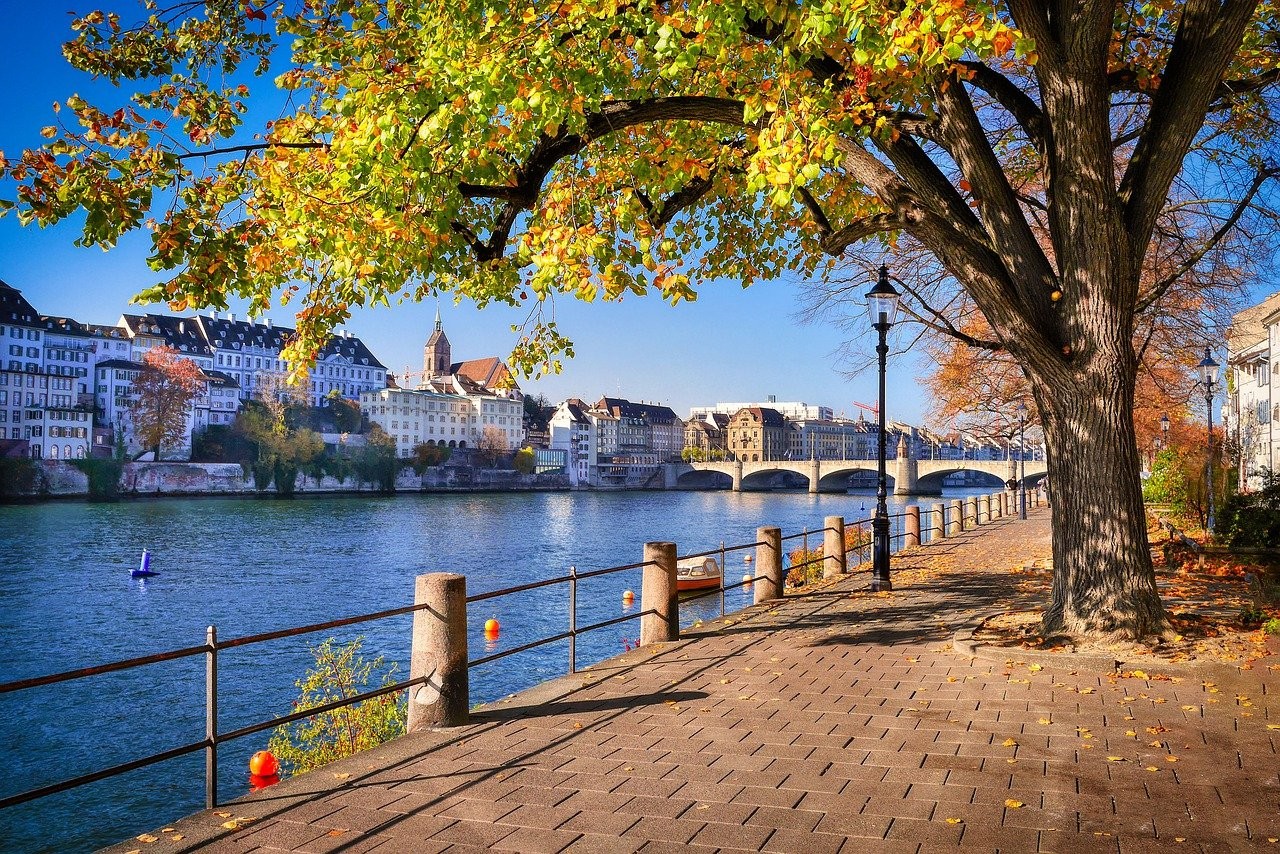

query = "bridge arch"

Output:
[[915, 466, 1008, 493], [740, 467, 812, 491], [674, 468, 733, 490]]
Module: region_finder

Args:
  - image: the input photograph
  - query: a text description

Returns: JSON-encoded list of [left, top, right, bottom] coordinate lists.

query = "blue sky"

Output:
[[0, 5, 929, 422]]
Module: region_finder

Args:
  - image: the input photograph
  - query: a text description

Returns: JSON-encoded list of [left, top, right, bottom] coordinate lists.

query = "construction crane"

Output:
[[395, 365, 430, 389], [851, 400, 880, 420]]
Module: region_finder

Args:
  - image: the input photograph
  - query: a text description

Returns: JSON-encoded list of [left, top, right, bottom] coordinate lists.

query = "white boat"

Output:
[[676, 556, 722, 592]]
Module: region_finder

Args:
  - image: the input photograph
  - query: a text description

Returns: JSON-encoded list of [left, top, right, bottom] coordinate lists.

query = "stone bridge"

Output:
[[664, 454, 1047, 495]]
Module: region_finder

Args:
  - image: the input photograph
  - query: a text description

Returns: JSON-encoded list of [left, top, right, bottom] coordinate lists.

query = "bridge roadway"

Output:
[[669, 456, 1048, 495]]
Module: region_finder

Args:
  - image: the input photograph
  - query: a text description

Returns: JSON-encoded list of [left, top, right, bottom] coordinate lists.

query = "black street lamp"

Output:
[[1198, 348, 1219, 532], [1015, 401, 1028, 520], [866, 265, 901, 592]]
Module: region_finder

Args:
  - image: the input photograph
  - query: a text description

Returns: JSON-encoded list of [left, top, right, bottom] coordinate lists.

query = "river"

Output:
[[0, 485, 1000, 852]]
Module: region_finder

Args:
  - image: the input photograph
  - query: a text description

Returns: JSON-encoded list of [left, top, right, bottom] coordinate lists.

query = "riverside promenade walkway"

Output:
[[110, 510, 1280, 853]]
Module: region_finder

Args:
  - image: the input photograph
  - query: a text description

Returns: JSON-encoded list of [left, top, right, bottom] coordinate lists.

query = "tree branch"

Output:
[[1136, 163, 1277, 312], [174, 141, 325, 161], [956, 60, 1046, 152]]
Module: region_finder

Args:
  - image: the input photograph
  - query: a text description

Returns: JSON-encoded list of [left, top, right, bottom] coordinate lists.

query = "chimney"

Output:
[[178, 321, 185, 334], [211, 310, 219, 320], [228, 312, 236, 323], [265, 318, 272, 329]]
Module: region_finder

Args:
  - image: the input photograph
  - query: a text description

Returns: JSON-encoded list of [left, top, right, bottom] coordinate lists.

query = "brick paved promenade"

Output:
[[112, 510, 1280, 853]]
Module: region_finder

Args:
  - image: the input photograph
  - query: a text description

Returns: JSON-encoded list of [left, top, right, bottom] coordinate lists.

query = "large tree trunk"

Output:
[[1029, 354, 1166, 638]]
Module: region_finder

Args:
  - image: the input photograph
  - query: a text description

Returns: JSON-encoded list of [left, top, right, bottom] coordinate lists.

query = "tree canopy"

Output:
[[128, 344, 204, 458], [6, 0, 1280, 637]]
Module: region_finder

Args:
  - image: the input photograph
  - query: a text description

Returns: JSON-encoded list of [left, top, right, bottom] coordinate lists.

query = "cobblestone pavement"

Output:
[[110, 509, 1280, 853]]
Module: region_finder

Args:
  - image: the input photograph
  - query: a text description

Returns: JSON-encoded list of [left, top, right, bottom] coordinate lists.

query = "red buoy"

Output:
[[248, 750, 279, 777], [484, 618, 500, 635], [249, 772, 280, 791]]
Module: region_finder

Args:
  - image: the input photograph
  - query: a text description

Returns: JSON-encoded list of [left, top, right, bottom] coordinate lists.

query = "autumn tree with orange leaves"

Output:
[[128, 345, 205, 460], [6, 2, 1280, 638]]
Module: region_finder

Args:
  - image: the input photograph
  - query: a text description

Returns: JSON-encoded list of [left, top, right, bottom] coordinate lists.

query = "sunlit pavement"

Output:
[[105, 510, 1280, 853]]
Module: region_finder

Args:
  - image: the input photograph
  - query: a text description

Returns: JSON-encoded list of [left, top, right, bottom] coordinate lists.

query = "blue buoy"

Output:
[[131, 548, 159, 578]]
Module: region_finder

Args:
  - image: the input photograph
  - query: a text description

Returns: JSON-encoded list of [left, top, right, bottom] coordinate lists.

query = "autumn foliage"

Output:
[[128, 345, 204, 460]]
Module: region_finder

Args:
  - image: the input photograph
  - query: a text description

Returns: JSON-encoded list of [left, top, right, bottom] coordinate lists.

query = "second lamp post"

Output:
[[1198, 348, 1219, 533], [866, 265, 901, 592]]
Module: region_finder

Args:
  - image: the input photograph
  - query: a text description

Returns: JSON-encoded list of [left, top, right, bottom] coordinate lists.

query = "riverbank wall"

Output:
[[6, 460, 572, 501]]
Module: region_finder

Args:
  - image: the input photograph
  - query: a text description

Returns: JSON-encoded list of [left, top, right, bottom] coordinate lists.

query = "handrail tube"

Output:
[[467, 574, 566, 603], [217, 676, 426, 744], [575, 611, 644, 636], [0, 738, 208, 811], [0, 644, 208, 695], [468, 630, 576, 669], [219, 602, 427, 650], [573, 561, 654, 582]]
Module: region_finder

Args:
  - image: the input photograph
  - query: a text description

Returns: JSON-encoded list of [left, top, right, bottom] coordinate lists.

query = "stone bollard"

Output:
[[905, 506, 920, 548], [641, 542, 679, 645], [949, 499, 963, 535], [755, 526, 783, 604], [409, 572, 469, 731], [933, 502, 947, 539], [979, 494, 990, 524], [823, 516, 847, 579], [990, 492, 1002, 520]]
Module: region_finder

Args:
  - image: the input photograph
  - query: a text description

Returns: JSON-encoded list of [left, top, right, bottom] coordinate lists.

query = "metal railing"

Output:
[[0, 498, 1023, 819]]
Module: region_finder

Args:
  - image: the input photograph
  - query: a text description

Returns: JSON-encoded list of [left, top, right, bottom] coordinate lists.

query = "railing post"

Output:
[[205, 625, 217, 811], [755, 526, 783, 604], [979, 494, 990, 524], [641, 542, 678, 645], [409, 572, 469, 731], [933, 502, 946, 540], [964, 497, 977, 528], [568, 566, 577, 674], [949, 499, 963, 535], [993, 491, 1004, 519], [905, 506, 920, 548], [719, 541, 726, 618], [824, 516, 846, 578]]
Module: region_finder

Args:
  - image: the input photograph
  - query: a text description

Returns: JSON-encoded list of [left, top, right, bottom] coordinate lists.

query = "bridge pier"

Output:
[[809, 458, 820, 495], [732, 460, 743, 492], [893, 435, 919, 496]]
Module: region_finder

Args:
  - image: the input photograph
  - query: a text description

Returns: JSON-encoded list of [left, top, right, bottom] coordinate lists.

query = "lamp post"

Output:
[[1197, 348, 1219, 533], [1159, 412, 1170, 457], [1015, 401, 1028, 519], [866, 265, 901, 592]]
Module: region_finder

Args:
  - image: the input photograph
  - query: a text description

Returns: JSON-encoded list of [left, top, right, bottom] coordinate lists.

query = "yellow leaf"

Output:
[[161, 828, 174, 833], [136, 835, 158, 844], [1146, 766, 1160, 772], [1004, 799, 1024, 809], [1166, 756, 1178, 762], [170, 835, 184, 842], [1038, 718, 1051, 725], [1079, 688, 1094, 694], [1181, 705, 1197, 711], [1028, 664, 1042, 672], [1002, 738, 1018, 747], [1266, 724, 1280, 730], [1106, 756, 1126, 762], [1131, 670, 1148, 679], [221, 821, 239, 829], [216, 812, 232, 818], [945, 817, 963, 824], [1126, 730, 1137, 737]]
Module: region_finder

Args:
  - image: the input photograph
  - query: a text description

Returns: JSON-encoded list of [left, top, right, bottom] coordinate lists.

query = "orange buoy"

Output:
[[622, 589, 635, 602], [743, 574, 754, 586], [249, 772, 280, 791], [484, 618, 500, 635], [248, 750, 279, 777], [744, 555, 753, 563]]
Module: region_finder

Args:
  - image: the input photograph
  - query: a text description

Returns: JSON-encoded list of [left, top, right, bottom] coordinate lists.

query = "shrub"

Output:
[[266, 637, 406, 777], [1217, 470, 1280, 547], [0, 457, 42, 500], [71, 458, 124, 502], [513, 446, 536, 475], [787, 525, 872, 588]]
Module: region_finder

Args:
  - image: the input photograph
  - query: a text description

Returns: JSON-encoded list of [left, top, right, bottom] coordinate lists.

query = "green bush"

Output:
[[513, 446, 536, 475], [0, 457, 42, 500], [1217, 470, 1280, 547], [71, 458, 124, 502], [267, 637, 406, 777]]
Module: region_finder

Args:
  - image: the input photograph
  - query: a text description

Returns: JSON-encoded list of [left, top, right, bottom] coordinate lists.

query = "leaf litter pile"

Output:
[[970, 535, 1279, 668]]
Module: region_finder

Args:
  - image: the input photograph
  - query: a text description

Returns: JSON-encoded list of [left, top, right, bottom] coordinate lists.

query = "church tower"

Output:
[[423, 306, 452, 378]]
